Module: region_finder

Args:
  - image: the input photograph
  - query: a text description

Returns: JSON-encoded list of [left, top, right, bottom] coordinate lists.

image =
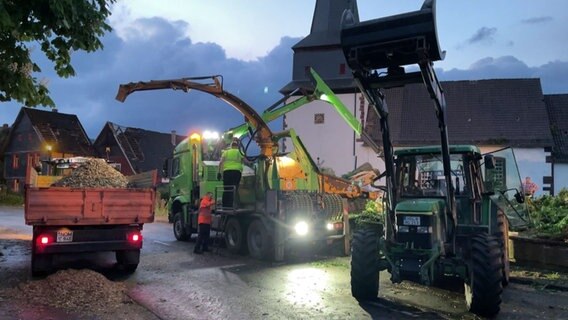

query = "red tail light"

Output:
[[37, 235, 51, 246], [129, 233, 141, 242], [334, 222, 343, 230]]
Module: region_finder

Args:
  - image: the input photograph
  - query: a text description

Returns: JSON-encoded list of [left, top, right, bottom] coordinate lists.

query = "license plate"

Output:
[[403, 216, 421, 226], [57, 230, 73, 243]]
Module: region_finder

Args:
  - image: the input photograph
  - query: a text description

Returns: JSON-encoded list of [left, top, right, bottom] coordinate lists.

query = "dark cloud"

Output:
[[521, 16, 553, 24], [468, 27, 497, 44], [437, 56, 568, 93], [3, 18, 299, 138]]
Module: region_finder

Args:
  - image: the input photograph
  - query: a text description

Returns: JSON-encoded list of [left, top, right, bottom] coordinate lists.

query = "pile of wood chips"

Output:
[[52, 158, 129, 188], [12, 269, 130, 313]]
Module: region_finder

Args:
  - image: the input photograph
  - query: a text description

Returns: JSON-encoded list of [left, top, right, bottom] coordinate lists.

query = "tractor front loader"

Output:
[[340, 0, 529, 317]]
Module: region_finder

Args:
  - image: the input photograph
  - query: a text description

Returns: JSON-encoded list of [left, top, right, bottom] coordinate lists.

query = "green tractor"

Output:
[[340, 0, 528, 316]]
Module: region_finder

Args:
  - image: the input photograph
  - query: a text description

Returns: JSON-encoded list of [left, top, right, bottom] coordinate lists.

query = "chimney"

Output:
[[52, 108, 58, 113], [171, 130, 177, 146]]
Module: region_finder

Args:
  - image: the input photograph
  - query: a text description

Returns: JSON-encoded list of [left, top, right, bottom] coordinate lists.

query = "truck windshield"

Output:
[[399, 154, 466, 198]]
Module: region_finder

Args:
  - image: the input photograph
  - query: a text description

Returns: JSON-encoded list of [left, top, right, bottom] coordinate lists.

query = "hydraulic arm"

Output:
[[116, 76, 277, 157], [225, 68, 381, 154]]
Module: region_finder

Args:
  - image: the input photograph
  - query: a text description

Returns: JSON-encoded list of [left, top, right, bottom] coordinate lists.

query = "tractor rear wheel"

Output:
[[173, 212, 190, 241], [465, 233, 503, 317], [496, 211, 510, 286], [351, 228, 380, 300]]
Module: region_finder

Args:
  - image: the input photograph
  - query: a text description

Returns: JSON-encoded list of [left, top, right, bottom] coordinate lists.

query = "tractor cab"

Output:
[[397, 148, 469, 200], [393, 145, 528, 241]]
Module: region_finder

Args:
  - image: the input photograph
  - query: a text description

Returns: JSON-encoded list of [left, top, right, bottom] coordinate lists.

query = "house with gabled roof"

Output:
[[3, 107, 94, 192], [364, 79, 554, 195], [93, 122, 185, 179], [545, 94, 568, 194]]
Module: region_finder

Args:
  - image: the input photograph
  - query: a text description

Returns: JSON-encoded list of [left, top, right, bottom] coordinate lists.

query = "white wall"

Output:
[[284, 93, 382, 176], [554, 163, 568, 193]]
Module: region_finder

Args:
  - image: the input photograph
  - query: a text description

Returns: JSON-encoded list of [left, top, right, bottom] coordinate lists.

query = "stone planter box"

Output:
[[509, 233, 568, 269]]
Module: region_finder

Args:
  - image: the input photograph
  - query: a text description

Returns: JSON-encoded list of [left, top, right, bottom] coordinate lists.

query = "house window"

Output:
[[314, 113, 325, 124], [12, 154, 19, 169], [339, 63, 346, 75], [13, 179, 20, 192], [34, 153, 40, 167]]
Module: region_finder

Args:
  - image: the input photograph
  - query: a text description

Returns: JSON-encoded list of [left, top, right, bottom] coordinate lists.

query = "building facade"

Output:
[[3, 108, 93, 192]]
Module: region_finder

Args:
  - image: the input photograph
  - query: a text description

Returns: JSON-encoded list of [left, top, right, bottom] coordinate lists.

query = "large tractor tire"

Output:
[[173, 212, 191, 241], [116, 249, 140, 273], [225, 218, 247, 254], [351, 228, 380, 300], [247, 219, 273, 260], [465, 233, 503, 317], [495, 211, 510, 287]]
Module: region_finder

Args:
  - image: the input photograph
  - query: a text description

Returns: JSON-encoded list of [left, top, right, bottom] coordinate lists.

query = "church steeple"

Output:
[[280, 0, 360, 94], [294, 0, 359, 49]]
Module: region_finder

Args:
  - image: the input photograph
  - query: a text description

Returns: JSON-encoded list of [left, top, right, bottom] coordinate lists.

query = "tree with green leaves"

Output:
[[0, 0, 116, 107]]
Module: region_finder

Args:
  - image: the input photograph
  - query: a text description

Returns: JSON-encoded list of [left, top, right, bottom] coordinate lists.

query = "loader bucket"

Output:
[[340, 0, 444, 71]]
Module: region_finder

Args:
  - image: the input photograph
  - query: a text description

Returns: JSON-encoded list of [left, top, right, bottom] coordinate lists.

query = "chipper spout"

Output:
[[341, 0, 444, 71]]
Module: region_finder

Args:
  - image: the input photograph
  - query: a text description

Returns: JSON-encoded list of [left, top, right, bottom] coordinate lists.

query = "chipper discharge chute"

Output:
[[340, 0, 528, 317]]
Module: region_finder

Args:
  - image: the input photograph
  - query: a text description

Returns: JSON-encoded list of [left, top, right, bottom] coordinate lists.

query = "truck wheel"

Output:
[[31, 253, 52, 277], [173, 212, 190, 241], [351, 228, 380, 300], [116, 250, 140, 273], [247, 219, 273, 260], [495, 211, 510, 287], [465, 233, 503, 317], [225, 218, 246, 254]]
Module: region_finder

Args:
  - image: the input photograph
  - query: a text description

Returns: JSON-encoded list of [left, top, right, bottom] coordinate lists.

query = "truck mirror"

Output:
[[484, 155, 496, 170], [514, 191, 525, 204]]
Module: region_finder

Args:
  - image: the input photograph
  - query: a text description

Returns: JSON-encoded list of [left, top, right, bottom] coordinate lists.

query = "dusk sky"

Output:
[[2, 0, 568, 139]]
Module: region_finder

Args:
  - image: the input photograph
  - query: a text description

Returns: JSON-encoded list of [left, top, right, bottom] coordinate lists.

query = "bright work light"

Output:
[[294, 221, 309, 236], [203, 130, 220, 140]]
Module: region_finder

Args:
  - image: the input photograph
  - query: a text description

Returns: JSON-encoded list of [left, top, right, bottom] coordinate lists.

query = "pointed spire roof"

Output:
[[293, 0, 359, 49], [281, 0, 360, 94]]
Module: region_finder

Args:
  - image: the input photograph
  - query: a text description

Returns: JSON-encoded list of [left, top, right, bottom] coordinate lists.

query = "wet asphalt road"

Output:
[[1, 206, 568, 320]]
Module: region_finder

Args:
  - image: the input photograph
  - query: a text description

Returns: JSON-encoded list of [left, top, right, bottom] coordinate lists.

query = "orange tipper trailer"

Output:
[[24, 165, 157, 275]]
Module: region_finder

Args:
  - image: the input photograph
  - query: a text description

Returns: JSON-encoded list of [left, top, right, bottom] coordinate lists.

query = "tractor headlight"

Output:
[[294, 221, 309, 236]]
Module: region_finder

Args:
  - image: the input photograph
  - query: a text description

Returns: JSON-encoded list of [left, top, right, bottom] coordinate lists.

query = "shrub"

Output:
[[0, 191, 24, 206], [354, 199, 385, 225], [528, 188, 568, 241]]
